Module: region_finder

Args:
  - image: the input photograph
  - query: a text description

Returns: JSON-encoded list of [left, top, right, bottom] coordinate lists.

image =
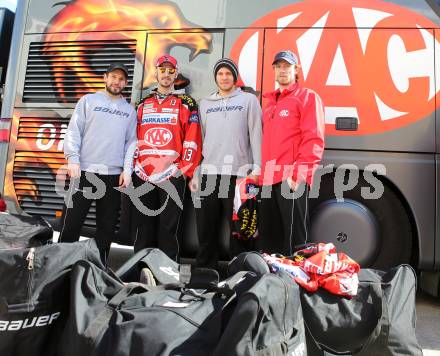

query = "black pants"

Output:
[[195, 175, 253, 268], [132, 174, 186, 261], [59, 172, 121, 263], [257, 181, 310, 256]]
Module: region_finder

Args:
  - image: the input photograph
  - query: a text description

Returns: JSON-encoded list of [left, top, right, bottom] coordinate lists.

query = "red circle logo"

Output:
[[230, 0, 440, 136], [144, 128, 173, 147]]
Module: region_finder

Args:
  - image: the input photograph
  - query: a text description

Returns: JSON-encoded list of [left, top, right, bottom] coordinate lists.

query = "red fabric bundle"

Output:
[[264, 243, 360, 297]]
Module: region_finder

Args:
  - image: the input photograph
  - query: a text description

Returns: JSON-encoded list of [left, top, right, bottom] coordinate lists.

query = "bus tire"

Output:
[[309, 174, 412, 269]]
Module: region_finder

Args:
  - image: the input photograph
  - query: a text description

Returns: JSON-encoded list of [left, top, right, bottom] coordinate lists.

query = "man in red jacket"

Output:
[[133, 54, 202, 260], [258, 50, 325, 256]]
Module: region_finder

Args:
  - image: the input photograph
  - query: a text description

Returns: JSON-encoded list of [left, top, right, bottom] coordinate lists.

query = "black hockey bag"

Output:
[[0, 212, 53, 248], [301, 264, 422, 356], [0, 239, 103, 356], [60, 258, 239, 356], [215, 258, 307, 356]]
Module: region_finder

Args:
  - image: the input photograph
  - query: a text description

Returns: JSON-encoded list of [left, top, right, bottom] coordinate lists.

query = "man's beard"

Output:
[[106, 84, 124, 96], [159, 78, 173, 89]]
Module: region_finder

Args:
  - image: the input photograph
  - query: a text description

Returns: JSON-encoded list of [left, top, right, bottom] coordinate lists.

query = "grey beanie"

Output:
[[213, 58, 238, 83]]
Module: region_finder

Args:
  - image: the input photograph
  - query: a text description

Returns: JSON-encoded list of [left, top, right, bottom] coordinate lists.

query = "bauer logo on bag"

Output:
[[0, 312, 60, 331]]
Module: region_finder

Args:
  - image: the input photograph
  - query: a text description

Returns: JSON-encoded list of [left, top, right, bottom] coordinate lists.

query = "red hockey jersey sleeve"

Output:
[[177, 94, 202, 178], [292, 90, 325, 186]]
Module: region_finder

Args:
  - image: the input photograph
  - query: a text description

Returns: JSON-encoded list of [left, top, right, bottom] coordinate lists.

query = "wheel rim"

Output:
[[309, 199, 380, 266]]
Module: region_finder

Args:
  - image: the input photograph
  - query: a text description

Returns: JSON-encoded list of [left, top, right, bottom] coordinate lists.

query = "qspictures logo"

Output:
[[230, 0, 440, 136]]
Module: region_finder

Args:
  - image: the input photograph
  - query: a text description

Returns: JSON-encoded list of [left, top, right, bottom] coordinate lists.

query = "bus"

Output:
[[0, 8, 14, 114], [1, 0, 439, 291]]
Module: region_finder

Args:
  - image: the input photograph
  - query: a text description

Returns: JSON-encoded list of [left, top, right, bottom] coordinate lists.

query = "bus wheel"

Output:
[[309, 175, 412, 269]]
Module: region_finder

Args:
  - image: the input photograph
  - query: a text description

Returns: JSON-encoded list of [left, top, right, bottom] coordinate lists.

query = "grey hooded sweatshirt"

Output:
[[198, 87, 262, 177], [64, 91, 137, 175]]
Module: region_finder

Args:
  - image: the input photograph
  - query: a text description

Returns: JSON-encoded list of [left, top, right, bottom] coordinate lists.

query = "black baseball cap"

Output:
[[272, 50, 298, 65], [105, 63, 129, 79]]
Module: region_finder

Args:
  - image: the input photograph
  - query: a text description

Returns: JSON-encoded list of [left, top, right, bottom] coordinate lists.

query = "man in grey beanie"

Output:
[[213, 58, 239, 83], [190, 58, 262, 269]]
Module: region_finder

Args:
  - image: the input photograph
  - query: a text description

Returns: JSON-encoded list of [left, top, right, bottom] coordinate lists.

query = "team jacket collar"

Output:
[[263, 82, 299, 103]]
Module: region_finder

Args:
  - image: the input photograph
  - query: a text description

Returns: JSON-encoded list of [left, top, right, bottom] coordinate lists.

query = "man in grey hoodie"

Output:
[[189, 58, 262, 269], [61, 63, 137, 263]]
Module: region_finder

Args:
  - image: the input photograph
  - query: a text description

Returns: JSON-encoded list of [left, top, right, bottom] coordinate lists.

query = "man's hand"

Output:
[[68, 163, 81, 178], [287, 177, 298, 192], [247, 174, 259, 183], [119, 171, 132, 188], [188, 176, 199, 192]]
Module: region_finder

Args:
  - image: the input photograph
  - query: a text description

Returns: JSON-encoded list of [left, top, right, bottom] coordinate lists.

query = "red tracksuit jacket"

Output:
[[260, 82, 325, 186], [134, 92, 202, 183]]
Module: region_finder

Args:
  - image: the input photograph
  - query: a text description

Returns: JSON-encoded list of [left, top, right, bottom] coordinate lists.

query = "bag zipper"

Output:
[[26, 247, 35, 311], [279, 275, 289, 336]]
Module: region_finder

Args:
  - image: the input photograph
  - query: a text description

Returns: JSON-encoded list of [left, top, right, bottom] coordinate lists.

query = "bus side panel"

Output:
[[22, 0, 440, 34], [435, 27, 440, 270], [320, 150, 436, 270], [436, 155, 440, 270], [1, 109, 95, 229]]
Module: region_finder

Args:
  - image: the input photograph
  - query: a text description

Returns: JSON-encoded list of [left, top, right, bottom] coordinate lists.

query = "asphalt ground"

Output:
[[416, 290, 440, 355]]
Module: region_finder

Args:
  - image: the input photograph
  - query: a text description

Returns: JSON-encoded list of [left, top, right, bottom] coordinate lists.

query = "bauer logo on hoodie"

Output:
[[93, 106, 131, 118], [206, 105, 244, 114]]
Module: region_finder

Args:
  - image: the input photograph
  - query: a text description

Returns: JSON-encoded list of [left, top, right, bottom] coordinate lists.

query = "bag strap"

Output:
[[221, 271, 252, 288], [127, 278, 236, 301], [83, 282, 148, 345], [147, 282, 237, 311], [353, 283, 390, 353], [0, 297, 7, 314], [179, 264, 192, 284], [305, 283, 390, 355], [254, 326, 304, 356]]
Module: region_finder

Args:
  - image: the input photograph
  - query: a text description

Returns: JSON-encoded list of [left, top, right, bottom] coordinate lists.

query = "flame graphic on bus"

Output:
[[43, 0, 212, 97], [5, 116, 68, 204]]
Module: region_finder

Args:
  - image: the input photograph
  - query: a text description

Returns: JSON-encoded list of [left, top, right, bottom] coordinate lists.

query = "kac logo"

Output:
[[144, 128, 173, 147], [230, 0, 440, 136], [280, 109, 289, 117]]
